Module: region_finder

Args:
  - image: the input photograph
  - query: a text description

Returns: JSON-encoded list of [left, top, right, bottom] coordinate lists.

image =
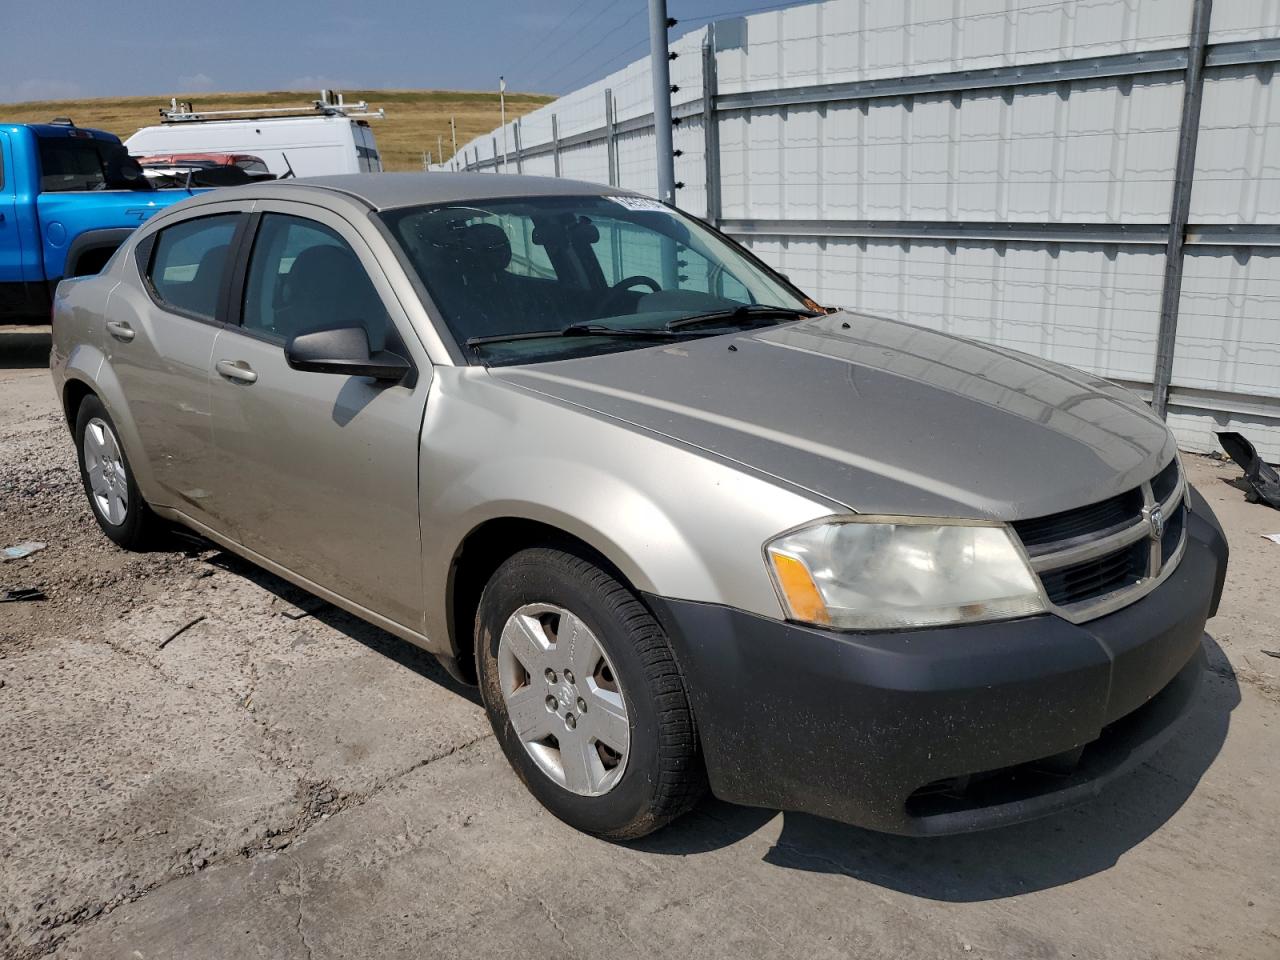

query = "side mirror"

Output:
[[285, 325, 410, 382]]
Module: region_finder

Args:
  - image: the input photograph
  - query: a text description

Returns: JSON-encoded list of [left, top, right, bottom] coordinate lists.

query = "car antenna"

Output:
[[279, 153, 296, 180], [184, 168, 195, 194]]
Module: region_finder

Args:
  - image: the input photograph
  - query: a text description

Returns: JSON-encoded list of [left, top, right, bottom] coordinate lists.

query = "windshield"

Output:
[[379, 195, 815, 365]]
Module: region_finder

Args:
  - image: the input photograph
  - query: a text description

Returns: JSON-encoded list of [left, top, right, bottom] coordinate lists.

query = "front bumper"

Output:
[[645, 487, 1229, 836]]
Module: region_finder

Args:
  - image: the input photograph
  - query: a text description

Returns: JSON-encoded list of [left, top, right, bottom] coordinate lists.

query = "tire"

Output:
[[476, 547, 706, 840], [74, 395, 164, 550]]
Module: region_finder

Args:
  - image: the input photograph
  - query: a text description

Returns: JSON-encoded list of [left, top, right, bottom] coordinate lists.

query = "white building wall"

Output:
[[438, 0, 1280, 460]]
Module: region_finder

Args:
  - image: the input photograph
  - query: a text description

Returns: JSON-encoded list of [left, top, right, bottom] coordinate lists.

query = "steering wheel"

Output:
[[599, 274, 661, 316]]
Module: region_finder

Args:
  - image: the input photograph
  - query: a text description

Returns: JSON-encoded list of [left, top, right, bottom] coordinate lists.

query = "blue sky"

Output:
[[1, 0, 808, 103]]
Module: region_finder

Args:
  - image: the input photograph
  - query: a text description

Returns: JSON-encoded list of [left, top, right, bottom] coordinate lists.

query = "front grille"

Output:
[[1151, 457, 1180, 504], [1012, 458, 1187, 621], [1012, 488, 1144, 550], [1038, 540, 1147, 606], [1161, 501, 1186, 560]]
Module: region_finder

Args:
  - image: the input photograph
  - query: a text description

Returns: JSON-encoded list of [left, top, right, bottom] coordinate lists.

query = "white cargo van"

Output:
[[125, 93, 385, 178]]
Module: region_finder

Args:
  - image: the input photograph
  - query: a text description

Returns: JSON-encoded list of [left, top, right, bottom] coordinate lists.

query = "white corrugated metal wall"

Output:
[[440, 0, 1280, 461]]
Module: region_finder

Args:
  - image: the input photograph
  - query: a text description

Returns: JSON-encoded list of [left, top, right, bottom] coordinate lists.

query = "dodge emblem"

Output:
[[1149, 506, 1165, 541]]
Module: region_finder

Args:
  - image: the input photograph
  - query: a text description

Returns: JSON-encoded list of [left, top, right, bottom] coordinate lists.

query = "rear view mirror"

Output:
[[285, 325, 410, 382]]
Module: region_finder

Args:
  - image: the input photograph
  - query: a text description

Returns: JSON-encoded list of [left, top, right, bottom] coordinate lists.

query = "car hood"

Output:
[[488, 312, 1176, 521]]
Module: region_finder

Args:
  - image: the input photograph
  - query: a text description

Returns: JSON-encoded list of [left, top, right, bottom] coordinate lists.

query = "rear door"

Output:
[[204, 200, 430, 630], [104, 203, 250, 524]]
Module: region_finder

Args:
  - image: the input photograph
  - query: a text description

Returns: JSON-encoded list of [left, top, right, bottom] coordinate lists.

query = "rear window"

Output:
[[37, 136, 152, 192]]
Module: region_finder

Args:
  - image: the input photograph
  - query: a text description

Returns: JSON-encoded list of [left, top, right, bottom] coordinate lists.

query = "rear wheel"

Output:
[[476, 547, 705, 839], [74, 396, 164, 549]]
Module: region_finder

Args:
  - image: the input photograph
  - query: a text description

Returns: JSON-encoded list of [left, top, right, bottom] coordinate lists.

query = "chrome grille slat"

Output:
[[1011, 458, 1188, 624]]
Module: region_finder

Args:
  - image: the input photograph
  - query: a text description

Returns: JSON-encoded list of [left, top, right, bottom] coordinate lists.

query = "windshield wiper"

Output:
[[666, 304, 818, 331], [466, 323, 693, 349]]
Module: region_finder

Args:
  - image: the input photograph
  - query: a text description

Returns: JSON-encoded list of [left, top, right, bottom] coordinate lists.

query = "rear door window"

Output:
[[145, 214, 240, 320]]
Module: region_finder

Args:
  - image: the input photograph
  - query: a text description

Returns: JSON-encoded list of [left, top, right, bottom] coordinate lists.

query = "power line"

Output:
[[544, 29, 650, 94], [677, 0, 821, 27], [505, 0, 599, 78], [521, 0, 631, 91]]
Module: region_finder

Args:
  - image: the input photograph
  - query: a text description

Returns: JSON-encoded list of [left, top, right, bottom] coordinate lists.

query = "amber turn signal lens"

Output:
[[768, 551, 831, 625]]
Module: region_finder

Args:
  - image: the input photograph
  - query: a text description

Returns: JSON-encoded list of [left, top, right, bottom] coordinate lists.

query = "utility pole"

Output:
[[450, 116, 458, 164], [648, 0, 676, 204], [1152, 0, 1213, 419], [499, 76, 508, 173]]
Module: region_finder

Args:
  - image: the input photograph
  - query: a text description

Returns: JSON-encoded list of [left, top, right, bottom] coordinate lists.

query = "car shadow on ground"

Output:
[[202, 546, 481, 705], [0, 327, 53, 370], [194, 540, 1238, 901], [637, 633, 1239, 901]]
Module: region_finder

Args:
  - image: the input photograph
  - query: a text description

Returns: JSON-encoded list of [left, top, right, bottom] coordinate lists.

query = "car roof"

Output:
[[8, 123, 119, 142], [245, 172, 631, 212]]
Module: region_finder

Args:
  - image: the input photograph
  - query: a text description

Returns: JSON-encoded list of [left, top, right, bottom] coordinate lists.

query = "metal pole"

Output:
[[605, 88, 618, 186], [552, 114, 561, 178], [1152, 0, 1213, 419], [450, 116, 458, 162], [438, 134, 444, 167], [702, 25, 722, 226], [514, 119, 524, 174], [649, 0, 676, 204], [500, 75, 508, 173], [492, 137, 499, 173]]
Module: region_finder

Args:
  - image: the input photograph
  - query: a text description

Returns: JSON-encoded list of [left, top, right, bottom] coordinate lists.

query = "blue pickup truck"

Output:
[[1, 120, 193, 322]]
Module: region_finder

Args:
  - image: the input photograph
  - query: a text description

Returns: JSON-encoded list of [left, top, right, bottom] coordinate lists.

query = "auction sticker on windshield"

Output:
[[606, 196, 668, 211]]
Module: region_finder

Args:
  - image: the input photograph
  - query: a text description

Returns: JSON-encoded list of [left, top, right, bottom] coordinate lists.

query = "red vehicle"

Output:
[[137, 153, 274, 187]]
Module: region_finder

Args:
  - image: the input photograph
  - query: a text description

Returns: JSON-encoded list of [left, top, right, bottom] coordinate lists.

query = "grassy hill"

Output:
[[0, 89, 553, 171]]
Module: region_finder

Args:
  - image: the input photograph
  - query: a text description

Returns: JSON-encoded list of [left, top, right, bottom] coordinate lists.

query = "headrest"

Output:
[[456, 222, 512, 272]]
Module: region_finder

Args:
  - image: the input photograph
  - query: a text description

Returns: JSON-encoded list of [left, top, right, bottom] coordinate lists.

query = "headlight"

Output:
[[765, 517, 1045, 630]]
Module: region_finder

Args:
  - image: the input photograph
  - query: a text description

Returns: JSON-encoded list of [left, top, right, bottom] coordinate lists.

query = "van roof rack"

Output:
[[159, 91, 385, 123]]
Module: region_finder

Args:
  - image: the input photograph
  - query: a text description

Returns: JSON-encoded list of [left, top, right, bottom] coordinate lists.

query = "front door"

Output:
[[104, 206, 246, 522], [205, 203, 430, 630]]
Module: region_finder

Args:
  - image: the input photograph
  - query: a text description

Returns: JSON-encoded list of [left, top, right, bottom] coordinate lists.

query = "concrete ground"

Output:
[[1, 324, 1277, 960]]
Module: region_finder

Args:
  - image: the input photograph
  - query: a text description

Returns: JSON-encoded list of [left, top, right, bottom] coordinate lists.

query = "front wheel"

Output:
[[476, 547, 705, 840]]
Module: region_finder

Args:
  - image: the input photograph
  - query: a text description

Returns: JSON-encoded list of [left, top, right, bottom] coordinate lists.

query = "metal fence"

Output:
[[441, 0, 1280, 461]]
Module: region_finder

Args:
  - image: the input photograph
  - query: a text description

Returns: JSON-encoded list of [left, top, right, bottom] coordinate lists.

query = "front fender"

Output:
[[418, 368, 838, 654]]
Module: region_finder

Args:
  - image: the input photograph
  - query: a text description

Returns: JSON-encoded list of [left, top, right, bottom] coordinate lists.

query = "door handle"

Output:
[[215, 359, 258, 384], [105, 320, 135, 342]]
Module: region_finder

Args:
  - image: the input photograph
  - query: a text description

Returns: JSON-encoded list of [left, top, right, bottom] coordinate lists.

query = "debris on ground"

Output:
[[1262, 534, 1280, 545], [278, 596, 326, 621], [1218, 432, 1280, 509], [1, 587, 46, 602], [157, 615, 207, 650], [2, 541, 47, 561], [1262, 650, 1280, 660]]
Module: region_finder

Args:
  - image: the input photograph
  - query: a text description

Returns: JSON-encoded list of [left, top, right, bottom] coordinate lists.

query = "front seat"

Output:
[[275, 244, 386, 348], [424, 222, 527, 339]]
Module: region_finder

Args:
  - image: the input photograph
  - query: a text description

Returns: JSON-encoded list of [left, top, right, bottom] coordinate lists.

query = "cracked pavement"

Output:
[[2, 326, 1278, 959]]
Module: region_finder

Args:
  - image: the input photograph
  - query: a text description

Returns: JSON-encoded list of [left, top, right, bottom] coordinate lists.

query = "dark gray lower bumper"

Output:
[[644, 488, 1229, 836]]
